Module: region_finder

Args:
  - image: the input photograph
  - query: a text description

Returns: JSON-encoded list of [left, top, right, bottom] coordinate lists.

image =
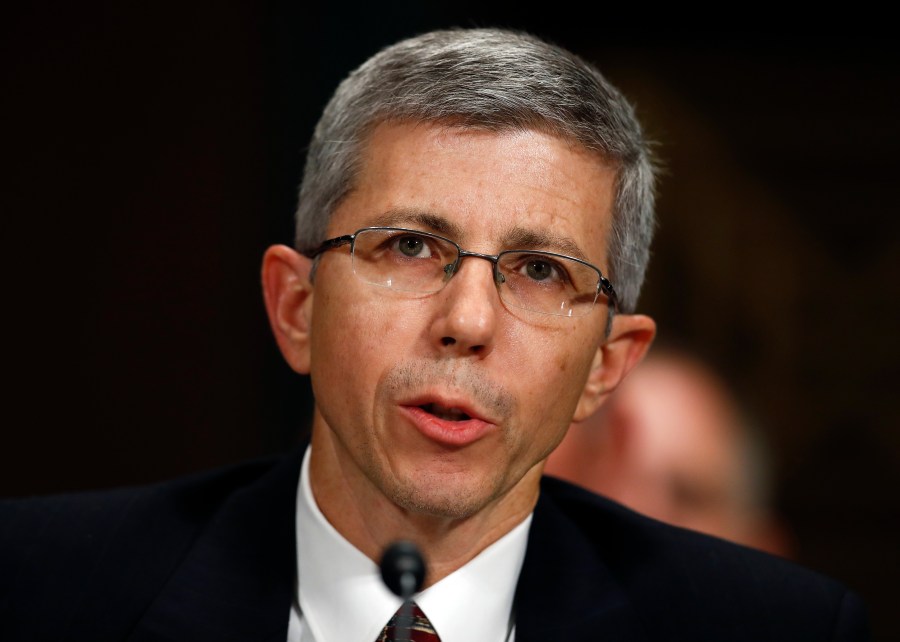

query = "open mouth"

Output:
[[419, 402, 472, 422]]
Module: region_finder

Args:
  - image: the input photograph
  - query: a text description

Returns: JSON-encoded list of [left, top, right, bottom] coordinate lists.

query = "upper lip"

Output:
[[400, 392, 495, 425]]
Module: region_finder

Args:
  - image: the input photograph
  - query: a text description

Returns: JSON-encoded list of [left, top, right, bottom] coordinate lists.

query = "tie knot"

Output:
[[377, 600, 441, 642]]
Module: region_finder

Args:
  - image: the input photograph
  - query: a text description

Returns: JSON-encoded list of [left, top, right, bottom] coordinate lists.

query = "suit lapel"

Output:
[[514, 482, 649, 642], [127, 452, 302, 642]]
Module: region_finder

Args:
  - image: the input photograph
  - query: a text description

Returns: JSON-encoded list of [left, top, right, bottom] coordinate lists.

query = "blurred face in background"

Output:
[[544, 352, 791, 556]]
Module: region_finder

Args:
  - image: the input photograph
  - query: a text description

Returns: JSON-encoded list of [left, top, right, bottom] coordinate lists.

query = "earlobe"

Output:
[[261, 245, 314, 374], [571, 313, 656, 422]]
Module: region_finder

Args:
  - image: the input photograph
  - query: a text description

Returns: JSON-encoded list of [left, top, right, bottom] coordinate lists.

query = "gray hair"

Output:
[[294, 28, 655, 312]]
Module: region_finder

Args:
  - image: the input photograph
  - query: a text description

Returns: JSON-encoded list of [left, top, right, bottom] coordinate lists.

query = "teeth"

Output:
[[423, 403, 470, 421]]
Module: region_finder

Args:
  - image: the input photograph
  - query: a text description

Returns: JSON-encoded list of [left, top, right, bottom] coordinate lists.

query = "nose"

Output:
[[429, 255, 500, 357]]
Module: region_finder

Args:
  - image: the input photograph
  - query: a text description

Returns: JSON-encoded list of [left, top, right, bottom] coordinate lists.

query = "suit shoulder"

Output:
[[0, 455, 291, 633], [1, 455, 283, 546], [541, 474, 821, 585], [536, 476, 871, 641]]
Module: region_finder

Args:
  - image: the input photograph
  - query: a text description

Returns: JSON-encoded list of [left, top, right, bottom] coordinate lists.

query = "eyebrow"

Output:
[[368, 208, 590, 262], [369, 208, 464, 240], [501, 227, 589, 261]]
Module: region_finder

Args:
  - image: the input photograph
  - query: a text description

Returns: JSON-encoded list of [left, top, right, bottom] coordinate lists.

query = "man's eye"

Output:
[[391, 235, 432, 258], [523, 259, 561, 282]]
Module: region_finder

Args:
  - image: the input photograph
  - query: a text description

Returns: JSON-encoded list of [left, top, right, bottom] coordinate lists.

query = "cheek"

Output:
[[309, 283, 430, 401], [509, 326, 597, 436], [510, 322, 595, 383]]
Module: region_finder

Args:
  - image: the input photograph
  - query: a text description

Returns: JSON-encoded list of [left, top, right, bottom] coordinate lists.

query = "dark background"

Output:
[[4, 3, 899, 639]]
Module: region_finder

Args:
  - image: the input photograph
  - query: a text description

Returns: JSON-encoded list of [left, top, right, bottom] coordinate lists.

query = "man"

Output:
[[1, 28, 869, 641], [545, 348, 793, 556]]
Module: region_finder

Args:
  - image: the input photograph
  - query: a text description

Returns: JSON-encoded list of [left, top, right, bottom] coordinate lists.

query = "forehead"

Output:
[[332, 121, 618, 267]]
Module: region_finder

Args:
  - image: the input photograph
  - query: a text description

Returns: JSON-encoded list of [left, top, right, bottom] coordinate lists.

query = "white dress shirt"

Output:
[[288, 447, 531, 642]]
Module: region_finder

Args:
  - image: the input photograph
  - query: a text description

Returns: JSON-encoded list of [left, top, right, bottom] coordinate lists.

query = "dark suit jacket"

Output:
[[1, 450, 871, 641]]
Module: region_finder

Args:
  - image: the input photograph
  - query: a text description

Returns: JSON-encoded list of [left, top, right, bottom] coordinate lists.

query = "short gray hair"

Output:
[[295, 28, 655, 312]]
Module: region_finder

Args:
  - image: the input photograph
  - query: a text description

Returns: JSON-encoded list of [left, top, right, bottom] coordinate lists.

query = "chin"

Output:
[[382, 470, 502, 520]]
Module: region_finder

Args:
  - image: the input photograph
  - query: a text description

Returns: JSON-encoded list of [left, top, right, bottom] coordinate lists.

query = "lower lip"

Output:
[[399, 405, 495, 447]]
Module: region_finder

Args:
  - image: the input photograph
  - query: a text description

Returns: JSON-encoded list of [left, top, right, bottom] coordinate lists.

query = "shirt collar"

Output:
[[296, 446, 531, 642]]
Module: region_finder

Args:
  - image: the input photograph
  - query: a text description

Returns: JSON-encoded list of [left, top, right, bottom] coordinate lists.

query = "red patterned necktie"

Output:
[[376, 601, 441, 642]]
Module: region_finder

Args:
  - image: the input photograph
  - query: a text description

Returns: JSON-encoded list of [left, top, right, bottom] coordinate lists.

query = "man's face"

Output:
[[305, 121, 619, 520]]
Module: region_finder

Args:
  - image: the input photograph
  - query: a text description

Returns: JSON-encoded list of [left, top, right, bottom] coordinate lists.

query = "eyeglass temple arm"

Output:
[[302, 235, 354, 259]]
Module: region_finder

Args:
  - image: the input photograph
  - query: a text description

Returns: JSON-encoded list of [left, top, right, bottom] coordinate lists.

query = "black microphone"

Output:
[[380, 540, 426, 599], [380, 540, 427, 640]]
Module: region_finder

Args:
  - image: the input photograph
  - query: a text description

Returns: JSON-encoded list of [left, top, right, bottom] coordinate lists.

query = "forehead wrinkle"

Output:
[[368, 207, 464, 240], [501, 226, 589, 262]]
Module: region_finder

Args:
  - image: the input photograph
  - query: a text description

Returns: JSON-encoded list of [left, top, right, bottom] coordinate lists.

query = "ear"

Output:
[[261, 244, 314, 374], [571, 313, 656, 422]]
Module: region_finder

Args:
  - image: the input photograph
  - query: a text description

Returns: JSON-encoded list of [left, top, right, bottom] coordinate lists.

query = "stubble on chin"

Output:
[[374, 463, 508, 520]]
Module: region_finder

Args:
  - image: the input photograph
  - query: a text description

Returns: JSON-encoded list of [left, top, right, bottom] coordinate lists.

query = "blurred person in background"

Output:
[[545, 347, 793, 557]]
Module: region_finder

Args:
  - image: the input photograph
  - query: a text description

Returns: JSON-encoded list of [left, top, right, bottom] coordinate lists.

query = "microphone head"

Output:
[[380, 540, 426, 599]]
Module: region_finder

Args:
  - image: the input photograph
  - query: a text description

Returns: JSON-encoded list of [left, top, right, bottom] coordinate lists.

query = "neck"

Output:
[[308, 422, 541, 587]]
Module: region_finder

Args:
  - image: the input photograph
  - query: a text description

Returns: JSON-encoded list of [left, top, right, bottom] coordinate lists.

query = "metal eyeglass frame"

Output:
[[301, 226, 620, 316]]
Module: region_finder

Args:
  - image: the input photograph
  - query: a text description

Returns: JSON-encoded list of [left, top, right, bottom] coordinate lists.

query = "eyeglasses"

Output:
[[302, 227, 618, 318]]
